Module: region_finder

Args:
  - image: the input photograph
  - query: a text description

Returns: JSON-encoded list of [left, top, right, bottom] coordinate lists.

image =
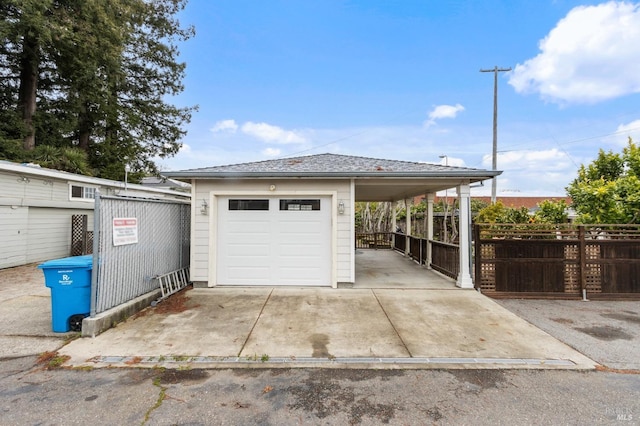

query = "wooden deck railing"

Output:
[[357, 232, 459, 280], [355, 232, 394, 249]]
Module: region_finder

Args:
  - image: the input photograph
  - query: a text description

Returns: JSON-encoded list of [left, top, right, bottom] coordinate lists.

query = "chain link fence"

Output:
[[91, 193, 190, 315]]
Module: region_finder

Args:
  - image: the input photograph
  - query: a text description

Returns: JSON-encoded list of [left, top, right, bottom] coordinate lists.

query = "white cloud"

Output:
[[509, 2, 640, 104], [210, 119, 238, 133], [262, 147, 281, 157], [489, 148, 569, 171], [178, 143, 191, 154], [478, 148, 576, 196], [424, 104, 465, 127], [241, 121, 306, 144], [614, 119, 640, 145]]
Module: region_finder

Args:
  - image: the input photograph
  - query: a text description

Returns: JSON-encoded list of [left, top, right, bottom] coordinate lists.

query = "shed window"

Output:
[[70, 185, 96, 200], [279, 199, 321, 211], [229, 199, 269, 211]]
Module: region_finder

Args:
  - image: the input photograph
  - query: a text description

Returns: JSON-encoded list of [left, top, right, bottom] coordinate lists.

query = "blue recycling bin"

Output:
[[38, 255, 92, 332]]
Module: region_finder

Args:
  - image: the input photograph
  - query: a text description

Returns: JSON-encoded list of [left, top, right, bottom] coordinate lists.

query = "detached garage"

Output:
[[165, 153, 499, 288]]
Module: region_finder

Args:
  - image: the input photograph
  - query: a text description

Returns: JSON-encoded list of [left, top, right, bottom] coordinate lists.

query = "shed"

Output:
[[0, 160, 190, 269], [165, 153, 500, 288]]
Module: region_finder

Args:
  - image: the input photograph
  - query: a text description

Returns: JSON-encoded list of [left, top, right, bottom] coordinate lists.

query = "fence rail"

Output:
[[430, 241, 459, 279], [355, 232, 393, 249], [91, 194, 190, 315], [475, 224, 640, 298]]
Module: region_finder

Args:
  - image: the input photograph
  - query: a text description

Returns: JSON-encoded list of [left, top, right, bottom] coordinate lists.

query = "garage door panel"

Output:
[[217, 196, 331, 286], [278, 245, 322, 256], [228, 266, 270, 279], [225, 244, 270, 257], [226, 220, 270, 234]]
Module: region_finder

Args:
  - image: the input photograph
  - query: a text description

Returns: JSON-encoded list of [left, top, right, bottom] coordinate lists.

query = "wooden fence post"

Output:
[[579, 225, 586, 297]]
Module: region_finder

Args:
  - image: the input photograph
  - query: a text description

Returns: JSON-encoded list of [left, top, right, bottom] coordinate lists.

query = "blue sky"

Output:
[[161, 0, 640, 197]]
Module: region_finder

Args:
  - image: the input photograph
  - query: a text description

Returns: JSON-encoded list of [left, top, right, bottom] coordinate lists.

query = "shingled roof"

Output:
[[164, 153, 500, 179]]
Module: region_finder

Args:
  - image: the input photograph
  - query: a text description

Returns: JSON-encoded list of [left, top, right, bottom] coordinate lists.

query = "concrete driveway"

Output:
[[0, 261, 596, 370], [58, 286, 596, 369]]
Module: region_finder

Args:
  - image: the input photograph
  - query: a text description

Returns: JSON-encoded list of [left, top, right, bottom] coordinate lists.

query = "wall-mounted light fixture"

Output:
[[338, 200, 345, 215], [17, 176, 30, 183], [200, 199, 209, 215]]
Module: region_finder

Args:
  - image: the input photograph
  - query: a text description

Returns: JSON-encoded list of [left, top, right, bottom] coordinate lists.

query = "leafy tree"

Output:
[[475, 201, 529, 224], [567, 138, 640, 224], [533, 199, 569, 224]]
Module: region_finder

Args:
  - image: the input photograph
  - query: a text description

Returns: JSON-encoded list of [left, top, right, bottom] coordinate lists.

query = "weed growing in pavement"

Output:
[[144, 377, 168, 425], [171, 355, 190, 362], [36, 351, 70, 369]]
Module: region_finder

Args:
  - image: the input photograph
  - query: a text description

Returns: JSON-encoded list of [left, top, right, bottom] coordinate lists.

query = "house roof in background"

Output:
[[0, 160, 190, 198], [140, 176, 191, 191]]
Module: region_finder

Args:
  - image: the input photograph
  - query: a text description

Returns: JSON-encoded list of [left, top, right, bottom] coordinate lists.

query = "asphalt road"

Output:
[[496, 299, 640, 371], [1, 356, 638, 425]]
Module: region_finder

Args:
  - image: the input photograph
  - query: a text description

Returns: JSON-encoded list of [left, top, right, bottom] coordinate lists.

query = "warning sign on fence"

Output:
[[113, 218, 138, 246]]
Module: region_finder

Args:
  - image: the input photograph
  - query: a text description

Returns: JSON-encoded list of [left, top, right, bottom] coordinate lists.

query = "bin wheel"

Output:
[[69, 314, 86, 332]]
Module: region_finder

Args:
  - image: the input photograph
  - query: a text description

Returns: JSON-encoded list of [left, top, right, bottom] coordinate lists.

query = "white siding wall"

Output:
[[1, 170, 70, 202], [27, 208, 94, 264], [1, 170, 93, 268], [191, 179, 353, 285], [0, 206, 94, 268], [0, 206, 28, 268]]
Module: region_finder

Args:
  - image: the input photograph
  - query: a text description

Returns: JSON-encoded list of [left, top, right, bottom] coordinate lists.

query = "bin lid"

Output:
[[38, 255, 93, 269]]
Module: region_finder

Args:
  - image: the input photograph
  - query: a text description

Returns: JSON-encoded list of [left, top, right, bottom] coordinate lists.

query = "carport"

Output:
[[165, 153, 500, 289]]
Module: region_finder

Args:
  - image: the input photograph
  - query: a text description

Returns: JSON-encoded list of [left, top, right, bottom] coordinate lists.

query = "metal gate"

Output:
[[91, 193, 190, 315]]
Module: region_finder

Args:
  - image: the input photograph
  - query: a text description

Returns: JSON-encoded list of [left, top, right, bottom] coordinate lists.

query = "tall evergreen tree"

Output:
[[0, 0, 195, 179]]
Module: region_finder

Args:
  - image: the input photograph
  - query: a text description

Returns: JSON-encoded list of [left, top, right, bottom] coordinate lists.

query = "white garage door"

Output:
[[216, 196, 332, 286]]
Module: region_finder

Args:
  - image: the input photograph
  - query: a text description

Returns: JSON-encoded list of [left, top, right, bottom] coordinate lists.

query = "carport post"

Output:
[[404, 198, 411, 257], [392, 201, 397, 248], [426, 193, 434, 269], [456, 184, 473, 288]]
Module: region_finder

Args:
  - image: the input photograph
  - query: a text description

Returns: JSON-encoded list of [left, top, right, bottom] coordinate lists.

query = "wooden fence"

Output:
[[474, 224, 640, 299]]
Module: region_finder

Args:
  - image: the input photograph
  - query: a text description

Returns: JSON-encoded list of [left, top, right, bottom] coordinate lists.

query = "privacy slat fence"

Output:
[[474, 224, 640, 299], [91, 194, 190, 315]]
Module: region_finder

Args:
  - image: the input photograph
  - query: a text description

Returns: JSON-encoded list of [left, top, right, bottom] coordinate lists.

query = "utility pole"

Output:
[[480, 66, 511, 204]]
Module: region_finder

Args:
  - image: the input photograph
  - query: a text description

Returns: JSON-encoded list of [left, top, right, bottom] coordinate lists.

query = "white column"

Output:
[[456, 183, 473, 288], [426, 193, 434, 269], [405, 198, 411, 257], [392, 201, 398, 248]]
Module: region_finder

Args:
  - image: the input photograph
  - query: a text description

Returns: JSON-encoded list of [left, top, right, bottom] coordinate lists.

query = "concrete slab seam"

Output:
[[236, 288, 273, 357], [371, 289, 413, 357]]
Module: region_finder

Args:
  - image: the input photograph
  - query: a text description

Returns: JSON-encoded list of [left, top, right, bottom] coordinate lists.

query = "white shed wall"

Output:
[[1, 164, 188, 269], [191, 179, 353, 286]]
